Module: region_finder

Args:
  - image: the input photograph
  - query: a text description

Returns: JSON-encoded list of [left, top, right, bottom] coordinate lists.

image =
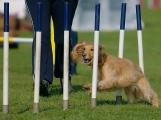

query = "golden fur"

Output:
[[71, 42, 159, 107]]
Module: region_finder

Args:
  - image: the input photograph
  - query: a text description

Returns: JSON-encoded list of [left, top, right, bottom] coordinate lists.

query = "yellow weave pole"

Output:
[[51, 20, 55, 64]]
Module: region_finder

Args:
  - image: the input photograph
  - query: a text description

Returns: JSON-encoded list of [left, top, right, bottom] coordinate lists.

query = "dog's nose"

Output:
[[82, 53, 86, 58]]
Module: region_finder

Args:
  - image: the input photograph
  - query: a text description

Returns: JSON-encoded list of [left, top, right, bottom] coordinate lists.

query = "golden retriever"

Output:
[[71, 42, 159, 107]]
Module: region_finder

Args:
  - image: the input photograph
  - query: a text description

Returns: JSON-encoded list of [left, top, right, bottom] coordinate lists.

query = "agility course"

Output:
[[0, 0, 161, 119], [116, 3, 145, 104]]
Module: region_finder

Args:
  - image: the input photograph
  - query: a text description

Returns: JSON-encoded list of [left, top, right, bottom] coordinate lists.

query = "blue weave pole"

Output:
[[119, 3, 126, 58], [92, 3, 101, 107], [36, 2, 42, 31], [120, 3, 126, 30], [63, 1, 70, 110], [3, 2, 9, 114], [116, 3, 127, 105], [95, 3, 100, 31], [64, 2, 69, 30], [136, 4, 142, 30], [136, 4, 144, 73], [33, 2, 43, 113], [4, 2, 9, 32]]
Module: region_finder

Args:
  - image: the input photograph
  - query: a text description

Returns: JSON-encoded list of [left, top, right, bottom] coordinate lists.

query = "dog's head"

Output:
[[71, 42, 107, 66], [82, 44, 94, 65]]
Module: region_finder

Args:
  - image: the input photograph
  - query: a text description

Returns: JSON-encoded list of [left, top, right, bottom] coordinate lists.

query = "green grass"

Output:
[[0, 8, 161, 120]]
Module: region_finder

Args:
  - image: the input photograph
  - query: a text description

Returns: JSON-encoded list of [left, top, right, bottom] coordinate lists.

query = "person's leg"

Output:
[[25, 0, 53, 95], [51, 0, 64, 93], [51, 0, 78, 92], [70, 31, 78, 75], [68, 0, 79, 76], [68, 0, 79, 92], [51, 0, 78, 78]]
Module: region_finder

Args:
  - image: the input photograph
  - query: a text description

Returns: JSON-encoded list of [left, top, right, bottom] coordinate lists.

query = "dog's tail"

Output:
[[150, 88, 159, 107], [138, 77, 159, 107]]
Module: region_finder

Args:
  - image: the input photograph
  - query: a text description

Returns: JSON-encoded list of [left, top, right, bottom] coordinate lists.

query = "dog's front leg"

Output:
[[98, 80, 113, 91], [83, 79, 100, 93]]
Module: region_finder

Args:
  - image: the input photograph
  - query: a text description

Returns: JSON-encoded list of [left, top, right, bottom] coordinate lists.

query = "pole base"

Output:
[[91, 98, 96, 107], [3, 105, 8, 113], [63, 100, 68, 110], [33, 103, 39, 113], [116, 96, 122, 105]]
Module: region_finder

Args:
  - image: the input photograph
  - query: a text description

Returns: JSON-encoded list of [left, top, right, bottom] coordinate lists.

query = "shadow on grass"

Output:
[[17, 107, 30, 114], [137, 101, 151, 106], [40, 107, 55, 113], [97, 99, 128, 106], [72, 85, 84, 93], [48, 84, 84, 96], [97, 100, 152, 106]]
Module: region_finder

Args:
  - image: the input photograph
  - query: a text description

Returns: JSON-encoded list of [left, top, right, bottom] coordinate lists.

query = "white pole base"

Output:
[[63, 100, 69, 110], [3, 105, 8, 113], [116, 96, 122, 105], [33, 103, 39, 113], [91, 98, 96, 107]]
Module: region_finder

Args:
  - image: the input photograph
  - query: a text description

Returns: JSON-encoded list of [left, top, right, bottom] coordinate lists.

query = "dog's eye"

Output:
[[83, 48, 85, 51], [91, 48, 94, 51]]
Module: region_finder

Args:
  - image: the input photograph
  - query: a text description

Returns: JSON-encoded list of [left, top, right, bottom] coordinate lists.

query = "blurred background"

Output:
[[0, 0, 160, 40]]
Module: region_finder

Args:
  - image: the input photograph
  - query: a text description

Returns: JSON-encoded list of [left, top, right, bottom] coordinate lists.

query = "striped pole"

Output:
[[0, 37, 33, 43], [116, 3, 126, 104], [33, 2, 42, 113], [3, 2, 9, 113], [136, 4, 144, 73], [91, 3, 100, 107], [63, 1, 69, 110]]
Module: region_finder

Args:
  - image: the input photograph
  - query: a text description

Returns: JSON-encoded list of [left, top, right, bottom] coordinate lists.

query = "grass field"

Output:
[[0, 8, 161, 120]]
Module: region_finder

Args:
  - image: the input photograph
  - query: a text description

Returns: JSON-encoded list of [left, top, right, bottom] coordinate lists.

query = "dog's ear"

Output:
[[98, 45, 107, 66], [71, 42, 86, 62]]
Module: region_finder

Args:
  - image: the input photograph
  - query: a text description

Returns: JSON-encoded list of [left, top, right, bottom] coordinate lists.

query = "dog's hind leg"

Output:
[[124, 87, 136, 103]]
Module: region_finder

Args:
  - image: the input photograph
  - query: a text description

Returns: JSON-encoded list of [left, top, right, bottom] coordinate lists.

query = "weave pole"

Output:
[[91, 3, 100, 107], [116, 3, 126, 104], [3, 2, 9, 113], [136, 4, 144, 73], [33, 2, 42, 113], [63, 1, 69, 110]]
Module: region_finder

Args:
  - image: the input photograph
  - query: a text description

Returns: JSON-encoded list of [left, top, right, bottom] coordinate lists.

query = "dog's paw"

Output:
[[75, 43, 85, 55], [98, 82, 104, 90], [83, 84, 92, 91]]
